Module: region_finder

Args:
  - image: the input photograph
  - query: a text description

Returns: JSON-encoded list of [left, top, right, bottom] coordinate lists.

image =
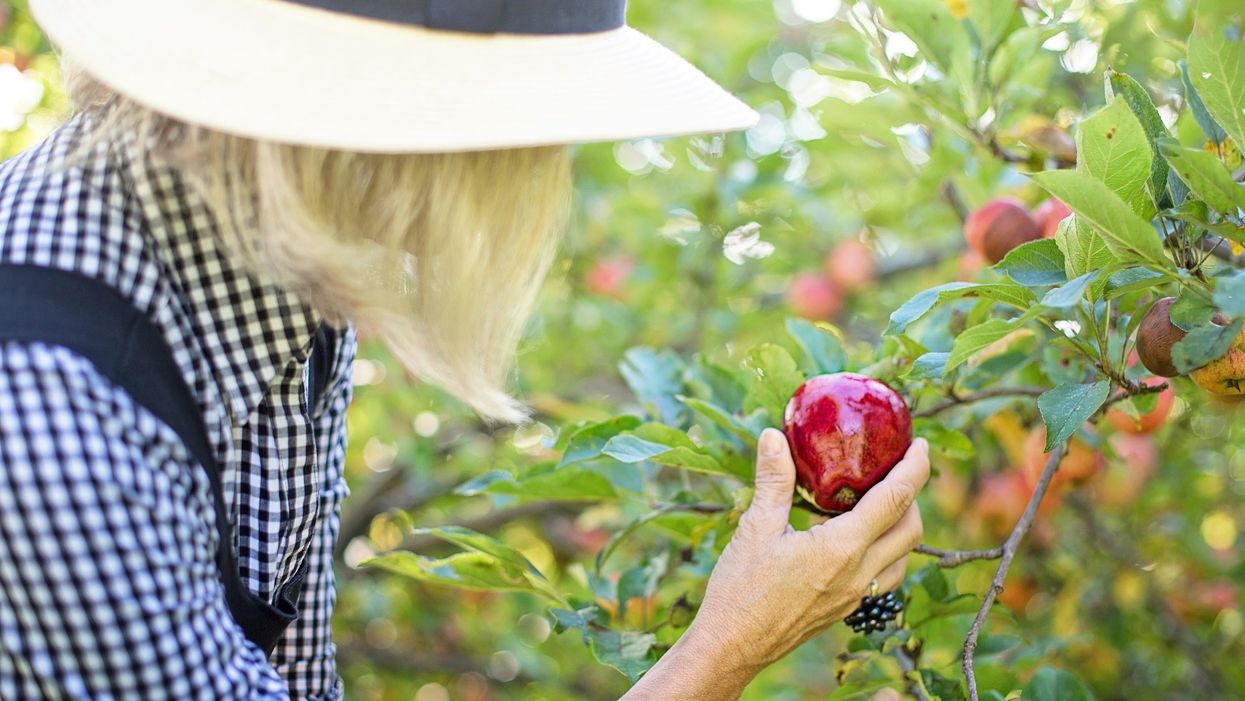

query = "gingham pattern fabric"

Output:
[[0, 113, 355, 700]]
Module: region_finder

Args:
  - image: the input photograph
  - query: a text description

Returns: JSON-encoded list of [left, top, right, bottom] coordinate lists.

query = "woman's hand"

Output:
[[622, 428, 930, 701]]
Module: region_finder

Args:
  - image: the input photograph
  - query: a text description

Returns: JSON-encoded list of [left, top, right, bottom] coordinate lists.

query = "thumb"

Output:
[[742, 428, 797, 537]]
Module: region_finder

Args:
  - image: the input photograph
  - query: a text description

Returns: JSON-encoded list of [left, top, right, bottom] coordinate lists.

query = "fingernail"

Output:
[[759, 428, 784, 457]]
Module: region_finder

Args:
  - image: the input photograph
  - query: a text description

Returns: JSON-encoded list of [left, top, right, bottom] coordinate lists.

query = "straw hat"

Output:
[[30, 0, 759, 153]]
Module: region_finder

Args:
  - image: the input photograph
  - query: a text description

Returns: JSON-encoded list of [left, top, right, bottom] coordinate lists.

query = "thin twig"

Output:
[[914, 386, 1046, 418], [915, 544, 1004, 568], [962, 443, 1068, 701]]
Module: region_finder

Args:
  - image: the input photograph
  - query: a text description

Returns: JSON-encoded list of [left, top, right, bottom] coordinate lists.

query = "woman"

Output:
[[0, 1, 928, 699]]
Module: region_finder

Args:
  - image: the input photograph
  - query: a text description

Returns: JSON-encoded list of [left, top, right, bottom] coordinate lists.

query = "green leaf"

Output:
[[786, 317, 847, 374], [872, 0, 969, 76], [914, 419, 976, 460], [456, 465, 619, 501], [1040, 270, 1100, 308], [742, 344, 805, 422], [551, 606, 600, 643], [1075, 97, 1155, 218], [559, 416, 643, 466], [1106, 69, 1172, 203], [407, 526, 546, 579], [1215, 270, 1245, 317], [601, 433, 731, 476], [617, 552, 669, 618], [1172, 318, 1245, 373], [1023, 667, 1095, 701], [887, 282, 978, 335], [619, 348, 687, 425], [1037, 382, 1110, 451], [946, 314, 1036, 373], [1157, 138, 1245, 216], [1188, 19, 1245, 153], [1104, 267, 1165, 299], [1057, 215, 1114, 279], [588, 629, 658, 682], [993, 238, 1067, 286], [678, 395, 756, 444], [968, 0, 1017, 54], [1031, 170, 1169, 268], [365, 551, 545, 596], [1170, 293, 1216, 331], [906, 352, 950, 380], [1182, 59, 1229, 145]]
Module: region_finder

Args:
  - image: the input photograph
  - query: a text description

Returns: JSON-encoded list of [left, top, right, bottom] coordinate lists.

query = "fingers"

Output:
[[738, 428, 796, 538], [832, 438, 930, 544], [861, 502, 923, 576], [874, 554, 908, 594]]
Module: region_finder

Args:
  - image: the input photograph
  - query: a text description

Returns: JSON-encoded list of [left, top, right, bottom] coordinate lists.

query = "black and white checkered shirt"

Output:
[[0, 113, 355, 699]]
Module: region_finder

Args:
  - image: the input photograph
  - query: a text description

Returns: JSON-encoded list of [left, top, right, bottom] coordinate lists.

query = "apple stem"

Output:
[[961, 443, 1069, 701]]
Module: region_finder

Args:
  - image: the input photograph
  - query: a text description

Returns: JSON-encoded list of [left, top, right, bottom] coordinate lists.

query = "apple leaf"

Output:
[[1075, 97, 1154, 218], [1040, 270, 1100, 308], [1170, 293, 1216, 331], [1057, 215, 1114, 280], [872, 0, 970, 78], [363, 551, 560, 601], [619, 348, 687, 425], [587, 629, 658, 682], [1038, 381, 1110, 451], [1157, 138, 1245, 216], [678, 395, 756, 444], [968, 0, 1018, 55], [786, 317, 847, 374], [906, 351, 950, 380], [1181, 59, 1229, 146], [946, 313, 1038, 373], [456, 465, 619, 501], [887, 282, 978, 335], [559, 416, 643, 466], [602, 427, 733, 477], [1031, 170, 1169, 269], [993, 238, 1067, 286], [1214, 270, 1245, 317], [742, 344, 805, 423], [1104, 267, 1165, 299], [1106, 69, 1172, 204], [1023, 667, 1095, 701], [1172, 318, 1245, 373], [1188, 19, 1245, 156]]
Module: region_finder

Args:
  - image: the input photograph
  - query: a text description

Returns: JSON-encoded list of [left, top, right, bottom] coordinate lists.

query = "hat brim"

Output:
[[30, 0, 759, 153]]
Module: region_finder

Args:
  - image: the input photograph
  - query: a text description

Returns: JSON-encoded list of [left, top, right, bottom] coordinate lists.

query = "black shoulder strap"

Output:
[[0, 263, 300, 656]]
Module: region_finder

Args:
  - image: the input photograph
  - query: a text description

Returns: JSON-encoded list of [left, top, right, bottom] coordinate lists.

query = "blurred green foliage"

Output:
[[4, 0, 1245, 699]]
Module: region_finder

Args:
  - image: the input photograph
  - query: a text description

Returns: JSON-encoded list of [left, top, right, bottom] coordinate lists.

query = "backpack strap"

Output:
[[0, 263, 304, 656]]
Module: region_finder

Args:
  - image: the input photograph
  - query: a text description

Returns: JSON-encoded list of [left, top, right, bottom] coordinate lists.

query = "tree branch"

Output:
[[962, 443, 1069, 701], [914, 386, 1046, 418], [915, 544, 1004, 568]]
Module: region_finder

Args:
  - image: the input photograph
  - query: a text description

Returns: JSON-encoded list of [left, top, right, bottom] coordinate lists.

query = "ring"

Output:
[[869, 578, 879, 597]]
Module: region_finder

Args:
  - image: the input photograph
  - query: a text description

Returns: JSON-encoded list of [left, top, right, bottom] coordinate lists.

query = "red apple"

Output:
[[1135, 297, 1185, 378], [823, 239, 876, 291], [584, 255, 635, 297], [1033, 199, 1072, 239], [969, 471, 1033, 539], [786, 273, 844, 321], [1106, 378, 1174, 433], [783, 373, 912, 514], [964, 198, 1041, 264]]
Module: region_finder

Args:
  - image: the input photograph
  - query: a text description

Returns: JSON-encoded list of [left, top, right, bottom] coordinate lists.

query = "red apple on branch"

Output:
[[964, 198, 1041, 264], [787, 273, 844, 321]]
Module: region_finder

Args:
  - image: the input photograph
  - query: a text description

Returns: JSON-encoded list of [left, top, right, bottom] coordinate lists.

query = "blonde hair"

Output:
[[63, 63, 572, 424]]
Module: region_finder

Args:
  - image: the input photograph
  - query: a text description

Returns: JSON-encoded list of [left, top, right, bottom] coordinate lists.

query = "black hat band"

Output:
[[283, 0, 627, 35]]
